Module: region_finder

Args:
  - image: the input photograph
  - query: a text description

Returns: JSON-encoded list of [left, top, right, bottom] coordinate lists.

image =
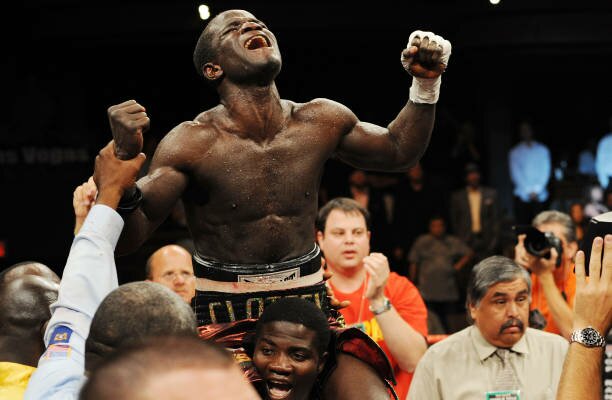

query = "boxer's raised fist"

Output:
[[107, 99, 150, 160], [401, 30, 451, 80]]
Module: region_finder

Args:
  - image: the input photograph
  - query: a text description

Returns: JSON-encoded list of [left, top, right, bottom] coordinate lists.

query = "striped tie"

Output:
[[494, 348, 518, 390]]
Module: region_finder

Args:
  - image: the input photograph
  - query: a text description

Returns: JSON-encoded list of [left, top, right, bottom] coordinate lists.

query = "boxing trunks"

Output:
[[193, 246, 397, 399]]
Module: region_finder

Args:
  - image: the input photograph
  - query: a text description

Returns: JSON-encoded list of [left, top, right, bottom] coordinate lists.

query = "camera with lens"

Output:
[[513, 225, 563, 267]]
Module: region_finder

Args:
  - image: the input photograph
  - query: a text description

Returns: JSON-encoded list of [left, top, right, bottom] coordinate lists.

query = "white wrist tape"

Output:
[[410, 76, 441, 104]]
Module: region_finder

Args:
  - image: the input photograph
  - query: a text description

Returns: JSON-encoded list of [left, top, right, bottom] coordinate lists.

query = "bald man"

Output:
[[0, 263, 59, 399], [146, 244, 196, 303]]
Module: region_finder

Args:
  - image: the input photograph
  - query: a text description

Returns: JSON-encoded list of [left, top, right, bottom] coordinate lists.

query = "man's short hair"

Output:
[[80, 336, 233, 400], [0, 274, 58, 337], [0, 261, 60, 284], [532, 210, 576, 244], [193, 22, 217, 77], [316, 197, 371, 233], [254, 297, 330, 357], [84, 281, 197, 371], [466, 256, 531, 309]]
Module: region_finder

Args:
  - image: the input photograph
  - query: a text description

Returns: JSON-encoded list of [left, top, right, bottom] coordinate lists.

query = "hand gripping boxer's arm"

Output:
[[557, 235, 612, 400], [334, 31, 451, 171], [107, 101, 191, 255], [93, 141, 147, 209], [363, 253, 427, 373]]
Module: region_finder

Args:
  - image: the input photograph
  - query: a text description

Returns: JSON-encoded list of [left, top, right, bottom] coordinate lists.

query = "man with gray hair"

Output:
[[408, 256, 568, 399], [514, 210, 578, 338]]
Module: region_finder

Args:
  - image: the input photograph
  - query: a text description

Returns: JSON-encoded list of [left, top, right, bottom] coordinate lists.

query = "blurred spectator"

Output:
[[409, 215, 473, 333], [408, 256, 568, 399], [317, 197, 428, 399], [80, 336, 259, 400], [450, 121, 481, 183], [347, 170, 398, 259], [577, 137, 597, 179], [0, 264, 59, 399], [393, 162, 446, 267], [146, 244, 195, 304], [584, 184, 608, 219], [509, 121, 551, 225], [595, 116, 612, 190], [514, 211, 577, 338], [251, 297, 330, 400], [450, 162, 500, 296], [604, 188, 612, 213], [568, 202, 588, 245]]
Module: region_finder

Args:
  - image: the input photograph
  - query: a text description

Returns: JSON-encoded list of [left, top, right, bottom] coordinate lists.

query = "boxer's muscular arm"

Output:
[[334, 31, 451, 172], [334, 101, 435, 172], [115, 130, 190, 255]]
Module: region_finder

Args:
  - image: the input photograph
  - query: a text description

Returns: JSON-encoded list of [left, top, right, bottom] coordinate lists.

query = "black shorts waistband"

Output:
[[193, 245, 321, 282], [193, 281, 330, 326]]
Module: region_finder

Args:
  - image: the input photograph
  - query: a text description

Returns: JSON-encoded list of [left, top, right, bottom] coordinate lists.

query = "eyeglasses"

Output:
[[160, 271, 195, 282]]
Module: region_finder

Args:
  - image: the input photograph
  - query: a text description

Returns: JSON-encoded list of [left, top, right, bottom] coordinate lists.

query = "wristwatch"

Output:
[[369, 297, 392, 315], [569, 326, 606, 348]]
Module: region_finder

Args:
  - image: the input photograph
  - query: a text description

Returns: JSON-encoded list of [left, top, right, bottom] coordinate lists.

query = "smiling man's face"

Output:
[[469, 278, 530, 348], [317, 209, 371, 272], [253, 321, 326, 400]]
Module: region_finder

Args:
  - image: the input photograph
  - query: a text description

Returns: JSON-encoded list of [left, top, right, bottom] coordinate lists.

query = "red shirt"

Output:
[[329, 272, 428, 400]]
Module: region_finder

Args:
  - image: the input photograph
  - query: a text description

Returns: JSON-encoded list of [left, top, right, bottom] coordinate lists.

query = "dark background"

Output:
[[2, 0, 612, 279]]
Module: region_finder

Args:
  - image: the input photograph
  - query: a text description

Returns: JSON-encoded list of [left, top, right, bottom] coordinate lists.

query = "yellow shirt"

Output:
[[0, 362, 36, 400]]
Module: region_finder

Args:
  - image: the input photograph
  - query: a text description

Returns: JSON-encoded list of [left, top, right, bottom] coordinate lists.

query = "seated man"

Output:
[[24, 142, 197, 399], [251, 297, 330, 400], [146, 244, 196, 304], [408, 256, 568, 399], [0, 264, 59, 399], [80, 336, 260, 399]]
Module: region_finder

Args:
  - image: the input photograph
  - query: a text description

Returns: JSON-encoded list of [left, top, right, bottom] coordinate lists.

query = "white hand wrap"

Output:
[[406, 30, 452, 104]]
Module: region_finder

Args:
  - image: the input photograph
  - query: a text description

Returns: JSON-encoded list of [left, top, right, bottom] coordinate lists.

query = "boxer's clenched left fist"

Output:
[[401, 30, 451, 80], [107, 99, 150, 160]]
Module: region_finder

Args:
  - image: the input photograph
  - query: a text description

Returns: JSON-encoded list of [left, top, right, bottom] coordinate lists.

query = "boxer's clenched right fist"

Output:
[[107, 100, 150, 160]]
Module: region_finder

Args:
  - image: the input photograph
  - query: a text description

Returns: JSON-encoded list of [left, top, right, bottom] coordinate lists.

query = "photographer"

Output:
[[514, 211, 578, 338]]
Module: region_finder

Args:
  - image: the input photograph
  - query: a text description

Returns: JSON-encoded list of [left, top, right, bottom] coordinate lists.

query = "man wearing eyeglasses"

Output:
[[146, 244, 196, 303]]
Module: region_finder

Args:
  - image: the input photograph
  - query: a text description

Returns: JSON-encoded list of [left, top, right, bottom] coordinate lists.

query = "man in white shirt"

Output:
[[595, 116, 612, 190], [508, 121, 551, 225], [24, 143, 199, 399], [408, 256, 568, 399]]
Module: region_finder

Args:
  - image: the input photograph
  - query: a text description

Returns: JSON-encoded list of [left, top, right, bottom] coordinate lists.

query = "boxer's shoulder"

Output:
[[291, 98, 356, 131]]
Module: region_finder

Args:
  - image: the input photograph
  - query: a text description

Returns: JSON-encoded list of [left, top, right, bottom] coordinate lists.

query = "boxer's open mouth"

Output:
[[245, 35, 271, 50], [266, 380, 293, 399]]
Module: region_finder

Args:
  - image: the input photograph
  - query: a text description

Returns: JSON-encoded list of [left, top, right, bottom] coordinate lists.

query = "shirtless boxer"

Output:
[[107, 9, 450, 399]]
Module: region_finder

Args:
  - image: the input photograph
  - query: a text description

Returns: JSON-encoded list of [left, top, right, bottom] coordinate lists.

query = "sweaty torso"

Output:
[[161, 99, 348, 263]]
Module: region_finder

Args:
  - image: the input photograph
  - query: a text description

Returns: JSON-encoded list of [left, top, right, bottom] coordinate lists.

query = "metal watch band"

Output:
[[569, 326, 606, 348], [369, 297, 392, 315]]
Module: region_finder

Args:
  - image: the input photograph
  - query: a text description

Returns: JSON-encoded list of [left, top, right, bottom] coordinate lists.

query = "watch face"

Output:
[[582, 327, 600, 344]]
